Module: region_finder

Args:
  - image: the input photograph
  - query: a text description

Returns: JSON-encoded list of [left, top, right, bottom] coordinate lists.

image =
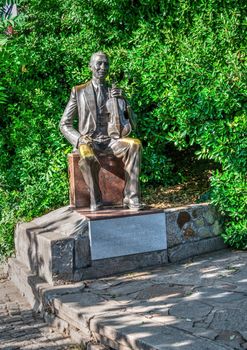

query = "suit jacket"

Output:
[[60, 80, 135, 148]]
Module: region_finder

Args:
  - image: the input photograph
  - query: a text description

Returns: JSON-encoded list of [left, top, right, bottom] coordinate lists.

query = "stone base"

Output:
[[12, 203, 226, 285], [14, 206, 168, 284]]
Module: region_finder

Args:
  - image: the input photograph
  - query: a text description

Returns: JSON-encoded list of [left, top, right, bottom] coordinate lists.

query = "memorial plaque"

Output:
[[89, 213, 167, 260]]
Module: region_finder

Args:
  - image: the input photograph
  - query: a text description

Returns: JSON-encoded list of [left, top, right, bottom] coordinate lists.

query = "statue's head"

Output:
[[89, 51, 109, 81]]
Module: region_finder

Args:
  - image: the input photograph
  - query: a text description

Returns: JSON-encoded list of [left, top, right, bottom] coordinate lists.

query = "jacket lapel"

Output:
[[83, 81, 97, 121]]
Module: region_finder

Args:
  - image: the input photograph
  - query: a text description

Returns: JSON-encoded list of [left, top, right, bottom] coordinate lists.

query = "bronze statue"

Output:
[[60, 51, 144, 211]]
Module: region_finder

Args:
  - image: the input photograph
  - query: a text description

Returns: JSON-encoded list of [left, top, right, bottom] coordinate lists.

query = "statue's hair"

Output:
[[89, 51, 109, 67]]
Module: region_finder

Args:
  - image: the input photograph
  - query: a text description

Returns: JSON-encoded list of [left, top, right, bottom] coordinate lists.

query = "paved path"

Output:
[[0, 267, 79, 350], [2, 249, 247, 349], [50, 249, 247, 350]]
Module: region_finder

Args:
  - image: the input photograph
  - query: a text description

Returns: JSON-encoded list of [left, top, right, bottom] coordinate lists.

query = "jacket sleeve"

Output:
[[125, 103, 137, 130], [60, 87, 81, 148]]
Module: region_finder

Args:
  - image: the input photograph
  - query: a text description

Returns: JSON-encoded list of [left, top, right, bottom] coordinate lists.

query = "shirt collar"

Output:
[[92, 78, 105, 89]]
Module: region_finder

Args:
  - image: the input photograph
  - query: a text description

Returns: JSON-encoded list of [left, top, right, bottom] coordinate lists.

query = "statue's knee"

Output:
[[79, 144, 95, 159], [122, 137, 142, 149]]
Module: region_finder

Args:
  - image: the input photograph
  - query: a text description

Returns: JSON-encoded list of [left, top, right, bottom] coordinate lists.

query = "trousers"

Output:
[[78, 137, 142, 207]]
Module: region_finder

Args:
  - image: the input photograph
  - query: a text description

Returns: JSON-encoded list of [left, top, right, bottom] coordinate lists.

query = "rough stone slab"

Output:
[[169, 300, 213, 320], [168, 236, 226, 262], [209, 308, 247, 332], [90, 314, 230, 350], [36, 232, 75, 284], [89, 213, 167, 260], [165, 203, 222, 248], [32, 206, 88, 234]]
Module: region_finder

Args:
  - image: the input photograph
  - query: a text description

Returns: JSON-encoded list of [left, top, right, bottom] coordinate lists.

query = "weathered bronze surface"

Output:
[[60, 51, 143, 211]]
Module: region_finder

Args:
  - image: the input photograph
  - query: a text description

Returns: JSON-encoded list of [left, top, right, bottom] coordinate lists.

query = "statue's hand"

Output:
[[110, 87, 123, 98], [78, 134, 93, 146]]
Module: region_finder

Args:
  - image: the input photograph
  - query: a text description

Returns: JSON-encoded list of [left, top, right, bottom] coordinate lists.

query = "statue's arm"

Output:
[[125, 103, 137, 130], [59, 87, 81, 148]]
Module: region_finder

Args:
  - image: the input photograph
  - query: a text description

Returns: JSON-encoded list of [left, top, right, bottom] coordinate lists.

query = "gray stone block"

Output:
[[194, 217, 205, 228], [14, 207, 168, 283], [82, 250, 168, 279], [203, 208, 216, 224], [74, 234, 91, 269], [168, 236, 226, 263], [14, 206, 90, 284], [198, 226, 213, 238], [36, 232, 74, 284]]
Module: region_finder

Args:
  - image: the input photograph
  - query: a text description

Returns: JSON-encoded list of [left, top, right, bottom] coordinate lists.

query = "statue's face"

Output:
[[90, 54, 109, 81]]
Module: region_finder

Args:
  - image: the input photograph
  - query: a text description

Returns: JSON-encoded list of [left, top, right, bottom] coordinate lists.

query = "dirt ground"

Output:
[[142, 158, 218, 209]]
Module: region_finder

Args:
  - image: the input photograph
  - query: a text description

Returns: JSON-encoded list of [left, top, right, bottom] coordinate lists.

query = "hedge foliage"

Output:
[[0, 0, 246, 256]]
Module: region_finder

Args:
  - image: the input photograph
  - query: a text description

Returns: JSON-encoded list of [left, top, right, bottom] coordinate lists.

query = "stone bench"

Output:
[[68, 152, 125, 208]]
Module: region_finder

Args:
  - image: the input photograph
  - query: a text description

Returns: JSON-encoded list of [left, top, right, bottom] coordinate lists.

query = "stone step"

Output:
[[9, 249, 241, 350], [9, 203, 228, 348]]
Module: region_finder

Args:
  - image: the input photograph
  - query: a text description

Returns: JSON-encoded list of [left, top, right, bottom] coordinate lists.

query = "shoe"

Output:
[[123, 199, 146, 211], [90, 202, 104, 211]]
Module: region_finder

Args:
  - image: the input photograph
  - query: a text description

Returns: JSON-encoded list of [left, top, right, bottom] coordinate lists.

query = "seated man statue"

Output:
[[60, 51, 144, 211]]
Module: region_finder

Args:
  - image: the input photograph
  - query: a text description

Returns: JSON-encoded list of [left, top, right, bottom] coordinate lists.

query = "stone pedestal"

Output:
[[11, 203, 225, 286], [68, 153, 125, 208], [13, 206, 167, 285]]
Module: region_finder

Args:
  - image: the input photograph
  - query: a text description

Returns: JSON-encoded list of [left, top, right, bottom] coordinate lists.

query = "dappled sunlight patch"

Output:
[[171, 340, 193, 347], [239, 279, 247, 283]]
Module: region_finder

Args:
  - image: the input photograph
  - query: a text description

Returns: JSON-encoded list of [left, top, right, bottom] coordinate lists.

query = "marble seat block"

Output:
[[68, 152, 125, 208]]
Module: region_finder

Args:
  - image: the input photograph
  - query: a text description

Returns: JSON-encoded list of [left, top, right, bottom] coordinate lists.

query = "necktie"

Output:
[[97, 84, 105, 108]]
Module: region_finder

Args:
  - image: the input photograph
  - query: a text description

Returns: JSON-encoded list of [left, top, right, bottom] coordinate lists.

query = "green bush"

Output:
[[207, 114, 247, 249], [211, 171, 247, 249], [0, 0, 246, 257]]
